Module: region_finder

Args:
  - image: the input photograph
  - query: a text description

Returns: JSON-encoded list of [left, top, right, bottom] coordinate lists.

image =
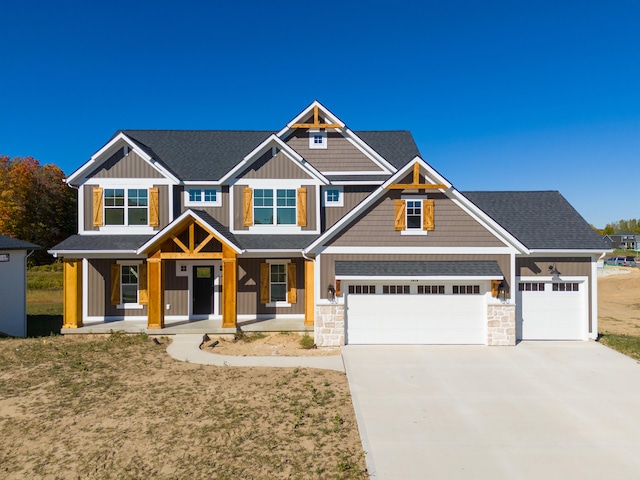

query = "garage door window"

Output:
[[453, 285, 480, 295], [518, 282, 545, 291], [348, 285, 376, 294], [382, 285, 410, 294], [552, 282, 579, 292], [418, 285, 445, 294]]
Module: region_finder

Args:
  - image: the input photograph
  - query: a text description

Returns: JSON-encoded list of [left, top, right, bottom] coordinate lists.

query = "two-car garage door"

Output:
[[346, 288, 486, 345]]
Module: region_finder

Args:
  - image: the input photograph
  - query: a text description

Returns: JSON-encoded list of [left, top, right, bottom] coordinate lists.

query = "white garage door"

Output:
[[346, 294, 486, 345], [517, 278, 587, 340]]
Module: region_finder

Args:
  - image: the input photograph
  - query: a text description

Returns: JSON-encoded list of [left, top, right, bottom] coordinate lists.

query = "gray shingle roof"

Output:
[[49, 235, 153, 252], [118, 130, 420, 182], [335, 260, 504, 277], [463, 191, 608, 250], [0, 235, 40, 250]]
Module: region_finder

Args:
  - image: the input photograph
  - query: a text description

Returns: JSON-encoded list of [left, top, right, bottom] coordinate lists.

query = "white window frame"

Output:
[[323, 186, 344, 207], [309, 129, 327, 149], [184, 187, 221, 207], [103, 187, 149, 227], [253, 188, 297, 226], [266, 259, 291, 307], [116, 260, 143, 309], [401, 195, 429, 236]]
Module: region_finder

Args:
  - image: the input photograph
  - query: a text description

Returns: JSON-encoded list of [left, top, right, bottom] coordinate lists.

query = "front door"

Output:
[[193, 266, 214, 315]]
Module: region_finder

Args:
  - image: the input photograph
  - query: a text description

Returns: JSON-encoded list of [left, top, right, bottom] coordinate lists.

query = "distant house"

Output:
[[50, 101, 609, 345], [608, 232, 638, 250], [0, 235, 40, 337]]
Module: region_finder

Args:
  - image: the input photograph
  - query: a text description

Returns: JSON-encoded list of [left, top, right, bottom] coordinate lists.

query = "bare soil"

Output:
[[598, 267, 640, 335], [201, 332, 340, 357], [0, 334, 366, 479]]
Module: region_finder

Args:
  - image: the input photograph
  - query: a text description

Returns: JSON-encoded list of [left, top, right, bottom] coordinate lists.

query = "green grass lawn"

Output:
[[598, 333, 640, 361], [26, 265, 63, 336]]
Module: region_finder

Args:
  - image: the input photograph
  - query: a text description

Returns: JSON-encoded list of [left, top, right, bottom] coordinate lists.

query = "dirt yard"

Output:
[[0, 334, 367, 479], [598, 267, 640, 335], [201, 332, 340, 356]]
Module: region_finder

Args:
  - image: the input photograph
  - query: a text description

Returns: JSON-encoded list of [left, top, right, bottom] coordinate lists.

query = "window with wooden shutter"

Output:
[[394, 199, 406, 231], [297, 188, 307, 227], [287, 262, 297, 304], [93, 187, 104, 227], [243, 187, 253, 226], [138, 264, 148, 305], [260, 262, 269, 304], [149, 188, 159, 227], [110, 264, 120, 305], [422, 199, 435, 231]]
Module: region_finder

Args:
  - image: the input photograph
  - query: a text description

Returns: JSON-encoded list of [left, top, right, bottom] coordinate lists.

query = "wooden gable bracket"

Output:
[[292, 105, 342, 129], [163, 220, 223, 259], [388, 162, 447, 190]]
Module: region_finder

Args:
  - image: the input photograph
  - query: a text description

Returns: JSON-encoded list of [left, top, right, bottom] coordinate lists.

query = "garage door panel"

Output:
[[346, 295, 485, 345]]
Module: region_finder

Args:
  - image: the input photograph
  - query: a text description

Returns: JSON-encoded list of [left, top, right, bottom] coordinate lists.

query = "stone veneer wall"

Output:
[[487, 304, 516, 346], [314, 304, 345, 347]]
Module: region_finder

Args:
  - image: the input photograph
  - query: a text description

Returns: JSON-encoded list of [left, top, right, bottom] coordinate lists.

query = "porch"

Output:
[[61, 316, 312, 336]]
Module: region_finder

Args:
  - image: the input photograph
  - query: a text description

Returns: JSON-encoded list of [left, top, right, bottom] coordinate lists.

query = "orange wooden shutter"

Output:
[[93, 187, 103, 226], [149, 188, 159, 227], [243, 187, 253, 226], [288, 262, 297, 304], [394, 199, 406, 230], [491, 280, 500, 298], [110, 264, 120, 305], [423, 199, 435, 231], [260, 262, 269, 304], [335, 280, 341, 296], [297, 188, 307, 227], [138, 264, 148, 305]]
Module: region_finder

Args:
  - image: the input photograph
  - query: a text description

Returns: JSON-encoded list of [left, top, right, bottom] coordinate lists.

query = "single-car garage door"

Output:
[[516, 278, 587, 340], [346, 292, 486, 345]]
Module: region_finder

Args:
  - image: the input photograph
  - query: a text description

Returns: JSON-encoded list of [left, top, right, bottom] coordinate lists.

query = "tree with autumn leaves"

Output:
[[0, 156, 76, 264]]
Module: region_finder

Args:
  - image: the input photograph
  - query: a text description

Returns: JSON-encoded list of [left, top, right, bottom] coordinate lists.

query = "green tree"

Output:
[[0, 156, 76, 264]]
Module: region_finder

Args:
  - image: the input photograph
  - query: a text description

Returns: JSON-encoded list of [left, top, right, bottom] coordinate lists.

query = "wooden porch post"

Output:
[[63, 259, 83, 328], [147, 251, 164, 329], [222, 245, 237, 328], [304, 259, 314, 326]]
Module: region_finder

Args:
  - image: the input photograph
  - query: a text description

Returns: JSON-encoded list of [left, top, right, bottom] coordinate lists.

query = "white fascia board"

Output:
[[321, 246, 517, 254], [342, 128, 396, 174], [66, 132, 180, 185], [304, 157, 450, 253], [137, 210, 242, 255], [241, 250, 304, 258], [48, 250, 141, 258], [337, 275, 503, 281], [184, 180, 221, 186], [332, 181, 385, 186], [323, 171, 391, 176], [517, 275, 588, 281], [525, 249, 611, 256], [278, 100, 346, 137], [219, 134, 328, 185], [445, 189, 529, 254]]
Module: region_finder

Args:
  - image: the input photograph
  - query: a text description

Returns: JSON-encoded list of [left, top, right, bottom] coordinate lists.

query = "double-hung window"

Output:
[[270, 264, 287, 302], [395, 197, 434, 233], [260, 261, 297, 306], [121, 265, 139, 304], [104, 188, 148, 225], [406, 200, 422, 229], [110, 262, 147, 308], [253, 189, 296, 225]]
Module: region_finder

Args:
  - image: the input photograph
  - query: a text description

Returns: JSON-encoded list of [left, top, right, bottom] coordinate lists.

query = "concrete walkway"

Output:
[[166, 334, 345, 371], [342, 342, 640, 480]]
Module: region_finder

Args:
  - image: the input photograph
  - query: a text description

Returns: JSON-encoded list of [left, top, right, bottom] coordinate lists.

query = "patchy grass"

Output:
[[27, 266, 63, 317], [598, 333, 640, 361], [0, 334, 367, 479]]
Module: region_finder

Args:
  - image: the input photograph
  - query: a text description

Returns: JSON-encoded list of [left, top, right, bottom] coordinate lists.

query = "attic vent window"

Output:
[[309, 130, 327, 149]]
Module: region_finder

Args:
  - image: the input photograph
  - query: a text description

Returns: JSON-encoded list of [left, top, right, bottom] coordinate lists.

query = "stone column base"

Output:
[[314, 304, 345, 347], [487, 304, 516, 346]]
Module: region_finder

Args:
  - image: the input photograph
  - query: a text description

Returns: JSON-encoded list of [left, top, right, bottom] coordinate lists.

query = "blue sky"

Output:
[[1, 0, 638, 228]]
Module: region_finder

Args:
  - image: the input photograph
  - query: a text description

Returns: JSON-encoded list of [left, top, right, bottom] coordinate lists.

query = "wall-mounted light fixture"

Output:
[[548, 264, 561, 276], [497, 280, 508, 301]]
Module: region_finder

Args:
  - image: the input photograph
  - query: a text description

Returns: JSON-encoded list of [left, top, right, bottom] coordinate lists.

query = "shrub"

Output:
[[299, 334, 315, 349]]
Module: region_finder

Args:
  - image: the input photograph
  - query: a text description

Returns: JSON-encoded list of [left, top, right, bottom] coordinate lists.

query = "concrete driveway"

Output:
[[342, 342, 640, 480]]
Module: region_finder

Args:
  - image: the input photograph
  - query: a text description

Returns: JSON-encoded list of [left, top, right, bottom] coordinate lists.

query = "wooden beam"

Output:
[[63, 259, 83, 328], [413, 163, 420, 184], [291, 123, 342, 129], [387, 183, 447, 190], [172, 235, 189, 253], [222, 255, 237, 328], [160, 252, 223, 260], [193, 231, 215, 254], [147, 252, 164, 329], [314, 105, 319, 124], [304, 259, 314, 326], [188, 223, 195, 253]]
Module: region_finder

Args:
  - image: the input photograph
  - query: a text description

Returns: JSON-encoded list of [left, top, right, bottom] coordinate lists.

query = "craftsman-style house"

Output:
[[50, 102, 608, 345]]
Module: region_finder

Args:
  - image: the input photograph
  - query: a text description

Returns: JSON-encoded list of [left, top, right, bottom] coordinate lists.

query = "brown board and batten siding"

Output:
[[237, 258, 305, 315], [176, 185, 230, 226], [163, 260, 189, 316], [323, 185, 374, 230], [239, 150, 314, 179], [84, 185, 169, 231], [87, 259, 147, 317], [286, 131, 384, 172], [329, 192, 505, 247], [88, 148, 164, 179], [516, 256, 594, 332], [319, 253, 512, 299]]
